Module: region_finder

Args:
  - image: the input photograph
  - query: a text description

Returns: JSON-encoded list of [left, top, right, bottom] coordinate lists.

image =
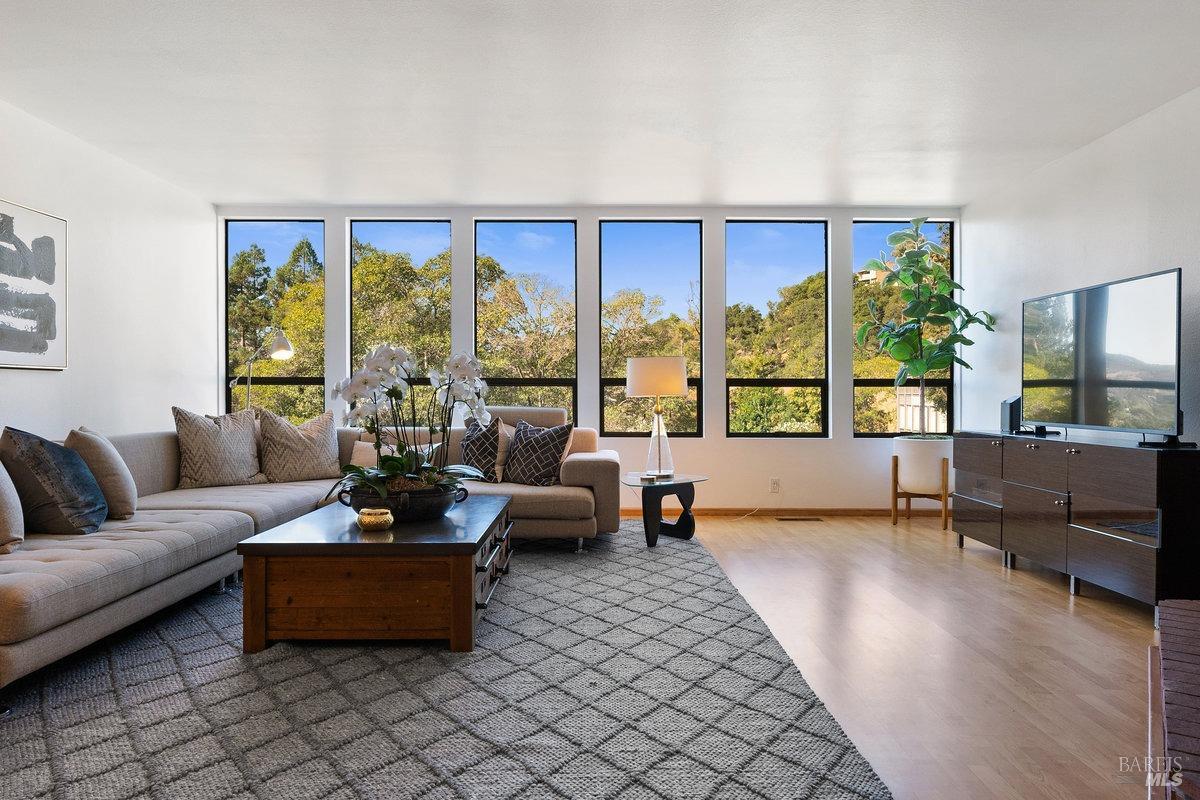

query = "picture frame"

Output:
[[0, 197, 67, 370]]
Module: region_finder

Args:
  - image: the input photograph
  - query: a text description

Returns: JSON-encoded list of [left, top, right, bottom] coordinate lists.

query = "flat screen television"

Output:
[[1021, 268, 1182, 438]]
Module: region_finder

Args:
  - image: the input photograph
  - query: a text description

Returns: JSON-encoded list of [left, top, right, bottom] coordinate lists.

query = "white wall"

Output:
[[960, 87, 1200, 436], [218, 204, 959, 510], [0, 99, 217, 437]]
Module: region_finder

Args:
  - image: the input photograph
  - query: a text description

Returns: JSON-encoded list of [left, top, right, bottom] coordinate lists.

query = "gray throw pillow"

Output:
[[0, 464, 23, 553], [504, 420, 572, 486], [0, 427, 108, 534], [257, 409, 341, 483], [65, 427, 138, 519], [173, 407, 267, 489], [461, 417, 503, 482]]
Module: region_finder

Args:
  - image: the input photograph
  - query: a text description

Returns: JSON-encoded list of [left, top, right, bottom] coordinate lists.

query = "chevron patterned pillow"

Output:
[[172, 407, 267, 489], [257, 409, 341, 483], [503, 420, 572, 486], [461, 416, 502, 482]]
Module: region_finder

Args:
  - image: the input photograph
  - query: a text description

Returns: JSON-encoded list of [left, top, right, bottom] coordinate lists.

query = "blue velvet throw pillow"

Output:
[[0, 427, 108, 534]]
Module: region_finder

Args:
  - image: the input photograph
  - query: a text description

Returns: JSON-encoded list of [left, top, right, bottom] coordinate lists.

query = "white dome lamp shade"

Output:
[[227, 328, 295, 411], [625, 356, 688, 478]]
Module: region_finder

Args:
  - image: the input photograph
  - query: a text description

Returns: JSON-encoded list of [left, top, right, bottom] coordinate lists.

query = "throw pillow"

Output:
[[504, 420, 573, 486], [257, 409, 341, 482], [461, 417, 503, 482], [0, 464, 23, 553], [65, 427, 138, 519], [349, 440, 397, 468], [172, 407, 267, 489], [0, 427, 108, 534]]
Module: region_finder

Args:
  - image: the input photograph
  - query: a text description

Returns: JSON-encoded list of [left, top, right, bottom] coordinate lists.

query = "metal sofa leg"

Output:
[[0, 706, 10, 720], [576, 538, 584, 553], [208, 577, 227, 595]]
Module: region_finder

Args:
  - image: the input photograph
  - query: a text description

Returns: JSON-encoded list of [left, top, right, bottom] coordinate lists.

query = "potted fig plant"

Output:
[[327, 345, 489, 522], [856, 219, 995, 496]]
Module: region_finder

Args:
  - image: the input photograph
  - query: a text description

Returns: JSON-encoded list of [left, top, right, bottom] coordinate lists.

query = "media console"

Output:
[[953, 430, 1200, 606]]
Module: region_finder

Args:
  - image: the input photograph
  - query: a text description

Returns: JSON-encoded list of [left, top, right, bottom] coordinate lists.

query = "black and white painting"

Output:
[[0, 198, 66, 369]]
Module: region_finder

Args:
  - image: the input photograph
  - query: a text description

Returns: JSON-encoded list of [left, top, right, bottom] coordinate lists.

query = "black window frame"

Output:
[[851, 219, 955, 438], [598, 219, 703, 438], [223, 218, 327, 414], [724, 219, 830, 438], [347, 218, 453, 379], [473, 219, 579, 423]]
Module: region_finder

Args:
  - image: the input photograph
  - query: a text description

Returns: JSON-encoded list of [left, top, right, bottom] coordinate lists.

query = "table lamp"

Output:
[[625, 356, 688, 478], [228, 328, 294, 410]]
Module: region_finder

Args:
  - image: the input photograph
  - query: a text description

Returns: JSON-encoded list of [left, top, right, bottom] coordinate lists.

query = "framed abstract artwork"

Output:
[[0, 198, 67, 369]]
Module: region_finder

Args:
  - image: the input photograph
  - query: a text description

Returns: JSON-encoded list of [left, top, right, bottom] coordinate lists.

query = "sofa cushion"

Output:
[[65, 427, 139, 519], [0, 465, 22, 554], [138, 479, 338, 532], [0, 427, 108, 534], [465, 481, 594, 520], [107, 431, 180, 497], [258, 409, 341, 483], [173, 407, 266, 489], [0, 509, 253, 644]]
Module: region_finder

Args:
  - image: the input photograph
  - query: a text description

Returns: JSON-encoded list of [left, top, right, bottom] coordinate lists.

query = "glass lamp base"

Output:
[[645, 410, 674, 478]]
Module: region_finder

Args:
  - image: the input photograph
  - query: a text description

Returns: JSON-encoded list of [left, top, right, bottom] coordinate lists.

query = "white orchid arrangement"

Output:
[[328, 345, 489, 498]]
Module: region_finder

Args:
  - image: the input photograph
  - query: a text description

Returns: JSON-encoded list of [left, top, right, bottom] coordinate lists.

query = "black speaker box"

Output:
[[1001, 395, 1021, 434]]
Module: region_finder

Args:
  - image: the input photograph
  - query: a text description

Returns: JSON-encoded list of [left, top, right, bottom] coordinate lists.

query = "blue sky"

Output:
[[227, 221, 324, 272], [351, 221, 450, 265], [601, 221, 701, 318], [476, 221, 575, 295], [726, 222, 826, 313]]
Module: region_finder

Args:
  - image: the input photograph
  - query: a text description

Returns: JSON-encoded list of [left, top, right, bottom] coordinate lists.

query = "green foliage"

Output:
[[859, 219, 994, 434]]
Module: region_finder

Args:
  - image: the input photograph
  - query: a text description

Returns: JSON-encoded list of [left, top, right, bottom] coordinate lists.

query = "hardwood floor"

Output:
[[694, 515, 1155, 800]]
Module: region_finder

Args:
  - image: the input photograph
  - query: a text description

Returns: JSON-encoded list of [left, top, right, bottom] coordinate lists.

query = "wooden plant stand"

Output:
[[891, 454, 950, 530]]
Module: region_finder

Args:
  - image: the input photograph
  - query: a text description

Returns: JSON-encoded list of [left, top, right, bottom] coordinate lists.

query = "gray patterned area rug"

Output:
[[2, 521, 890, 800]]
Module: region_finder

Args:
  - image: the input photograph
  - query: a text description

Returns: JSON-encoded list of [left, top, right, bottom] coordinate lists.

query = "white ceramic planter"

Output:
[[893, 435, 954, 495]]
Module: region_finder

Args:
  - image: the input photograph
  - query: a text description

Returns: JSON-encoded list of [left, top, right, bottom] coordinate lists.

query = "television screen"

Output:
[[1022, 269, 1180, 435]]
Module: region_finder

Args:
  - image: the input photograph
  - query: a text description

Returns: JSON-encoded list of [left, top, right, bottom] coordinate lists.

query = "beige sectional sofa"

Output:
[[0, 406, 619, 690]]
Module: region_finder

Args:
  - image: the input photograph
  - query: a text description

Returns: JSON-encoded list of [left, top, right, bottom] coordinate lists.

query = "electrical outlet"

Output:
[[769, 477, 781, 494]]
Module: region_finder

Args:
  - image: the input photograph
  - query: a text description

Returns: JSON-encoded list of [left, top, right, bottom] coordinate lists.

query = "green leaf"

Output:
[[887, 230, 917, 246], [954, 355, 972, 368], [863, 258, 886, 271], [906, 358, 929, 376], [926, 314, 952, 327], [855, 321, 870, 347], [894, 366, 909, 386], [909, 217, 928, 229]]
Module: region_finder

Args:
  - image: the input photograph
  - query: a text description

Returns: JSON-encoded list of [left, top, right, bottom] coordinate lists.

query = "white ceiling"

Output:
[[2, 0, 1200, 207]]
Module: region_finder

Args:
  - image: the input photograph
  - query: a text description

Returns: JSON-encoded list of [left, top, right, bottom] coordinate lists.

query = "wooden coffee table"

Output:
[[237, 494, 511, 653]]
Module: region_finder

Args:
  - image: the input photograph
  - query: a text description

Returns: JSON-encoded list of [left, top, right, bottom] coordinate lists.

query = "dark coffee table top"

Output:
[[237, 494, 511, 556]]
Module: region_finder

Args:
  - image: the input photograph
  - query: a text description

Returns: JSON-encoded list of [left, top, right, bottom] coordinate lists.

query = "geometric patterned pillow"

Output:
[[0, 427, 108, 534], [503, 420, 572, 486], [461, 417, 502, 482], [257, 409, 341, 483], [172, 407, 267, 489]]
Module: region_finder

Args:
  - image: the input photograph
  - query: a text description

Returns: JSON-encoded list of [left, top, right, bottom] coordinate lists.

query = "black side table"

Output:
[[621, 474, 709, 547]]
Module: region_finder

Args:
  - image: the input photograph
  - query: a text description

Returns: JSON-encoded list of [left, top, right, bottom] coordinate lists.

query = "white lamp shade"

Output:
[[625, 356, 688, 398], [266, 329, 294, 360]]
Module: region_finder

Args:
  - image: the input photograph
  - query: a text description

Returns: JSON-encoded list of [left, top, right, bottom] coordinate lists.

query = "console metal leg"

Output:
[[576, 538, 583, 553], [1155, 606, 1161, 630], [956, 533, 964, 548], [1003, 551, 1015, 569], [1069, 575, 1081, 596]]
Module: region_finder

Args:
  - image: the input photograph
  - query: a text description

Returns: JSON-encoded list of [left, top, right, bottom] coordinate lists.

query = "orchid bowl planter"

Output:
[[893, 435, 954, 495]]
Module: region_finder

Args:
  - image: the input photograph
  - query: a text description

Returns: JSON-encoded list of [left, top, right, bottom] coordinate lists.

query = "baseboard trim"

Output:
[[619, 508, 953, 518]]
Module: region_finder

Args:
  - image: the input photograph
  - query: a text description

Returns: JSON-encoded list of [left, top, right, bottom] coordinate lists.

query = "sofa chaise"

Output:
[[0, 406, 619, 691]]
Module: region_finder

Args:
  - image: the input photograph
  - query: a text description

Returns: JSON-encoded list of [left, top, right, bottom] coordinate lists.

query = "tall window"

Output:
[[726, 221, 827, 436], [600, 221, 702, 436], [225, 220, 325, 422], [852, 220, 954, 435], [350, 221, 451, 410], [475, 221, 577, 419]]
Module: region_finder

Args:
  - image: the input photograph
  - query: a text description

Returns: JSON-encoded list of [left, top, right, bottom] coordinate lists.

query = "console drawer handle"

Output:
[[990, 440, 1002, 447], [1053, 499, 1067, 506], [476, 544, 500, 573], [1026, 443, 1039, 450], [1066, 448, 1081, 455], [476, 576, 500, 610]]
